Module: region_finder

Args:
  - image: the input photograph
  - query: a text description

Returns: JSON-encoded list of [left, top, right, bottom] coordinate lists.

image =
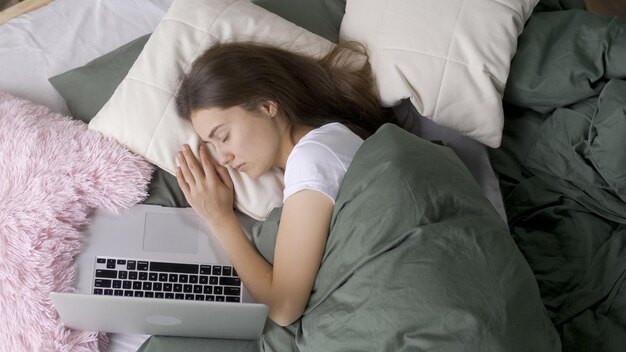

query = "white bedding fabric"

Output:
[[0, 0, 173, 116], [0, 0, 505, 351]]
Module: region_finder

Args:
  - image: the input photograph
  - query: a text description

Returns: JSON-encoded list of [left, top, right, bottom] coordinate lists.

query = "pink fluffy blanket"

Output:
[[0, 92, 153, 351]]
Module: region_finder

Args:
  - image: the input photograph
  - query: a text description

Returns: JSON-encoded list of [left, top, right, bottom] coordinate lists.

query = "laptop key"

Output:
[[206, 295, 215, 301], [200, 276, 209, 284], [204, 286, 212, 294], [155, 292, 164, 299], [143, 282, 152, 291], [124, 290, 134, 297], [226, 296, 240, 302], [94, 279, 112, 288], [133, 282, 142, 290], [137, 261, 149, 271], [113, 280, 122, 289], [190, 275, 198, 284], [223, 266, 232, 276], [123, 281, 132, 289], [127, 260, 136, 270], [153, 283, 163, 291], [200, 265, 211, 275], [149, 273, 158, 281], [118, 271, 128, 279], [159, 273, 168, 282], [224, 287, 241, 296], [93, 288, 103, 295], [95, 269, 117, 278], [184, 284, 192, 293], [165, 293, 175, 299], [169, 274, 178, 282], [174, 284, 182, 292], [104, 289, 114, 296], [106, 259, 116, 269], [139, 272, 148, 281], [195, 295, 205, 301], [194, 285, 203, 294], [163, 283, 173, 292], [185, 294, 194, 300], [175, 294, 184, 300], [134, 291, 144, 297], [214, 286, 223, 295], [212, 266, 222, 275], [114, 290, 123, 296], [129, 271, 138, 280], [150, 262, 198, 274], [220, 277, 241, 286], [97, 258, 106, 264], [216, 296, 225, 302], [145, 292, 154, 298]]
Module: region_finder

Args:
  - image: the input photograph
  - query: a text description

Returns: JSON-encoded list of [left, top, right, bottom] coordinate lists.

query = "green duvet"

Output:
[[140, 124, 559, 351], [489, 6, 626, 352]]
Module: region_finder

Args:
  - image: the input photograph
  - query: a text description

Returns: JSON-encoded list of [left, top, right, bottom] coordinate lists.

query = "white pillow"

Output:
[[339, 0, 538, 148], [89, 0, 334, 220]]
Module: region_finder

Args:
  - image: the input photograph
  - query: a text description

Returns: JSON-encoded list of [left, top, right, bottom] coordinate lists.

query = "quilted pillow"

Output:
[[339, 0, 539, 148], [89, 0, 335, 220]]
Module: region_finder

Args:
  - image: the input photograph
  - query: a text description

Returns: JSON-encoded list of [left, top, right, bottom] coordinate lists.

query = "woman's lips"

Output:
[[234, 163, 246, 172]]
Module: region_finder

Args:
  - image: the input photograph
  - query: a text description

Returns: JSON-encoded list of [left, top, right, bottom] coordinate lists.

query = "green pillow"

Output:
[[49, 34, 150, 124], [251, 0, 346, 42]]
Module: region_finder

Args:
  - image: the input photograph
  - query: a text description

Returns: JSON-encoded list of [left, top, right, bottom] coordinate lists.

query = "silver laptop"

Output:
[[50, 204, 268, 340]]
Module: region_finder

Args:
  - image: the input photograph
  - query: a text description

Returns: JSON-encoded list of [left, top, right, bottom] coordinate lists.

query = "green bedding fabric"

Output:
[[251, 0, 345, 43], [490, 8, 626, 352], [140, 124, 560, 351]]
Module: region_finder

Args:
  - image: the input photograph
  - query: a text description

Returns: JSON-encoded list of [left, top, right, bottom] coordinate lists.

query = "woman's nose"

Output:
[[215, 147, 234, 166]]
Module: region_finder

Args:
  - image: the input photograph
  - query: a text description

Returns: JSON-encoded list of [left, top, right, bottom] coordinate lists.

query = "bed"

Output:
[[0, 0, 621, 351]]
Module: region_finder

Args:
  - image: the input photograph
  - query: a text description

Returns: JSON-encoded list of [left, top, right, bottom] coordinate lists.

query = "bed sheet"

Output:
[[0, 0, 173, 115], [0, 0, 506, 351]]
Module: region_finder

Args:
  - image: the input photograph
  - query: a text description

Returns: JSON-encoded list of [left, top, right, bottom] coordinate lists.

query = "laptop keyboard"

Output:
[[92, 256, 242, 302]]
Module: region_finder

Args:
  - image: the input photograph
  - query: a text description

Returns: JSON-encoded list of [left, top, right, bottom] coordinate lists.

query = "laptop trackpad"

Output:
[[142, 213, 200, 254]]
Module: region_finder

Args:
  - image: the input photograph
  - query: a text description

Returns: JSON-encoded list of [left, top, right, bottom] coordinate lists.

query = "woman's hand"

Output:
[[175, 143, 235, 227]]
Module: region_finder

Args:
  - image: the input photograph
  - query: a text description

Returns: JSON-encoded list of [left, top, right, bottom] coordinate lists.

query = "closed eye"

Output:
[[222, 133, 230, 143]]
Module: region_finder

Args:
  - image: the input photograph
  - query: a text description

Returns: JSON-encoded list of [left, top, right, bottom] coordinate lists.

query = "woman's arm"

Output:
[[211, 190, 333, 326], [176, 143, 333, 326]]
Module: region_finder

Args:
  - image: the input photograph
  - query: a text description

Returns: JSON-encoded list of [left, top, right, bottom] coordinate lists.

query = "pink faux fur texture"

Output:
[[0, 92, 154, 351]]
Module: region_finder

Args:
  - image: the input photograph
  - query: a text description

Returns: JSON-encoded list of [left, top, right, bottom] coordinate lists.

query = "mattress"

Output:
[[0, 0, 507, 350]]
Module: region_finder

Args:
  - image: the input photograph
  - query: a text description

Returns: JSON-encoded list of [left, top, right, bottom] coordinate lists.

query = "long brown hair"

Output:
[[175, 41, 394, 139]]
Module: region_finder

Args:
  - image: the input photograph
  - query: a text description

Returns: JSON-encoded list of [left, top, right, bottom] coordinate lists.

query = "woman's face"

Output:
[[190, 104, 285, 179]]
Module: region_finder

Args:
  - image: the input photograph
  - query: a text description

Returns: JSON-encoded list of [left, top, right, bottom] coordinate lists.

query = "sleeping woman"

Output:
[[174, 41, 394, 326]]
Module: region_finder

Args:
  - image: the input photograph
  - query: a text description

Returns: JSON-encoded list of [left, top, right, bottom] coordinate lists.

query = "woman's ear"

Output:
[[260, 100, 278, 118]]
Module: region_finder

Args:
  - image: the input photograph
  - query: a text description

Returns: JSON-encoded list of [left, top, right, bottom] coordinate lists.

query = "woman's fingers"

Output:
[[177, 150, 195, 185], [199, 144, 220, 183], [215, 164, 234, 190], [181, 144, 205, 182], [199, 144, 233, 190], [176, 166, 191, 197]]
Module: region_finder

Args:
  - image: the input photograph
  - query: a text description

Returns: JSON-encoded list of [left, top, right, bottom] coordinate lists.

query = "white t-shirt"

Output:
[[283, 122, 363, 203]]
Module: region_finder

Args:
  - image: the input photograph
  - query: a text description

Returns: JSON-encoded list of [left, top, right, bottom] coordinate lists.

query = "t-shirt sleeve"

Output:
[[283, 141, 348, 203]]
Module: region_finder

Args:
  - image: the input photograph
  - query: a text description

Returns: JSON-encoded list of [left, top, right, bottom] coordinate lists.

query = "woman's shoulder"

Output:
[[297, 123, 362, 151], [287, 122, 364, 172], [283, 123, 363, 202]]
